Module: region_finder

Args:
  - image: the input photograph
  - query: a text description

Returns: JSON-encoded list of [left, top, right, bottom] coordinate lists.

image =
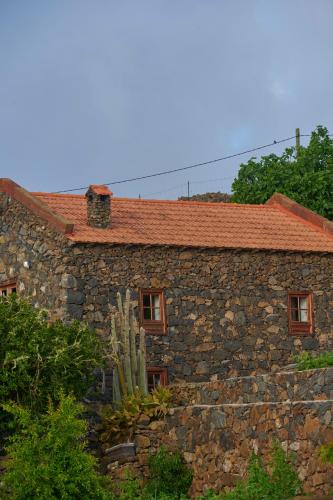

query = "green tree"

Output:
[[0, 294, 104, 415], [232, 126, 333, 220], [1, 393, 112, 499]]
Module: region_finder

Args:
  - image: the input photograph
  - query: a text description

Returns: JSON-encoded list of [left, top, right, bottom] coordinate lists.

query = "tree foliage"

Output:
[[0, 294, 104, 415], [1, 393, 112, 500], [232, 126, 333, 220]]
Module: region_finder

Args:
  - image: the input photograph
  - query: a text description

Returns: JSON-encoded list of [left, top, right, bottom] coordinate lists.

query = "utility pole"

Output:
[[296, 128, 301, 155], [187, 181, 190, 200]]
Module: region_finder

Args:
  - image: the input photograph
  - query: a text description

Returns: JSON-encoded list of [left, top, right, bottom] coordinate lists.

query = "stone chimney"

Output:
[[85, 185, 112, 228]]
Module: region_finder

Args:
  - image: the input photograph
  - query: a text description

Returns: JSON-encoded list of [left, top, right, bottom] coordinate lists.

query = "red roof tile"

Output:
[[32, 192, 333, 253]]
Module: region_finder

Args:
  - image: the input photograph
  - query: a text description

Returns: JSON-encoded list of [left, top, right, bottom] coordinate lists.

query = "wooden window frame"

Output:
[[288, 292, 313, 335], [0, 280, 17, 296], [146, 367, 168, 392], [139, 288, 167, 334]]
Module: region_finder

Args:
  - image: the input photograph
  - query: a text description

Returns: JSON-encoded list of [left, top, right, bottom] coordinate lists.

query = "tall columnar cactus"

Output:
[[110, 289, 147, 402]]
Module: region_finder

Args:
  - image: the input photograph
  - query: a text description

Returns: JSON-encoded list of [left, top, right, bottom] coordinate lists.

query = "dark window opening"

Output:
[[147, 367, 168, 392], [0, 282, 17, 296]]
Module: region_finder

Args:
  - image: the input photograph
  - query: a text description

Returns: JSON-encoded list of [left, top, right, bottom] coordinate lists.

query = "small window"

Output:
[[288, 292, 313, 334], [139, 289, 166, 334], [0, 281, 17, 296], [147, 367, 168, 392]]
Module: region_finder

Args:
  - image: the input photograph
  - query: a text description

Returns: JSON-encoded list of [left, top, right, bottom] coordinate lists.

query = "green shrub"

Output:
[[1, 393, 112, 500], [115, 469, 142, 500], [318, 441, 333, 464], [0, 295, 104, 415], [100, 386, 172, 446], [143, 446, 193, 499], [197, 489, 222, 499], [221, 441, 301, 500], [113, 447, 191, 499], [294, 351, 333, 371]]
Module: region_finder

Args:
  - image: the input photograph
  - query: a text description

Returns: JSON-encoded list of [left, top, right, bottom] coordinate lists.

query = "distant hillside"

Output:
[[178, 192, 232, 203]]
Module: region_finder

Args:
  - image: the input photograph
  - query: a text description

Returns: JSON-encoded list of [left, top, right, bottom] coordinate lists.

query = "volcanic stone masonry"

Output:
[[1, 193, 333, 386], [105, 367, 333, 497]]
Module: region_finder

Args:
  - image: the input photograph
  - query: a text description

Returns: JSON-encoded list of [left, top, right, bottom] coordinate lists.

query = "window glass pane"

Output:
[[147, 371, 162, 392], [143, 307, 152, 320], [11, 287, 16, 294], [300, 309, 308, 322], [1, 289, 7, 296], [143, 294, 151, 307], [291, 296, 298, 309], [299, 297, 307, 310], [152, 295, 161, 320], [299, 297, 308, 322], [291, 308, 299, 321]]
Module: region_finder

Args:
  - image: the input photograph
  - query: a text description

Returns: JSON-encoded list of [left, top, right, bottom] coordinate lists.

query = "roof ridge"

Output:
[[34, 192, 268, 209]]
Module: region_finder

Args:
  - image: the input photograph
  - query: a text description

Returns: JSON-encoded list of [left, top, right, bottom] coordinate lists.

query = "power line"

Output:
[[191, 175, 234, 185], [54, 134, 298, 194], [141, 182, 188, 198]]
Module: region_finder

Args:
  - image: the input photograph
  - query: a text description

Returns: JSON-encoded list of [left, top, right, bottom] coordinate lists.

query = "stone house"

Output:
[[1, 178, 333, 389]]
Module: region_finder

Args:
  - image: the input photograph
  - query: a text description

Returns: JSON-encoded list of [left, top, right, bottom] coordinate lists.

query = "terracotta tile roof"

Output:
[[32, 192, 333, 253]]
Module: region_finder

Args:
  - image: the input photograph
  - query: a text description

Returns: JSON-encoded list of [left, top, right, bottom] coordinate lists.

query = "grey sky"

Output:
[[1, 1, 333, 198]]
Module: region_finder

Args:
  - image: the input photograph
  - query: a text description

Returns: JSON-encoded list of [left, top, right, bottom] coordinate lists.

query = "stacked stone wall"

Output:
[[64, 244, 333, 381], [106, 369, 333, 497], [0, 194, 72, 320], [171, 367, 333, 406]]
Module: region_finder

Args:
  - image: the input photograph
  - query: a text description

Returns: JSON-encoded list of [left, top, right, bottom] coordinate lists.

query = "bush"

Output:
[[115, 470, 142, 500], [318, 441, 333, 464], [295, 351, 333, 371], [100, 386, 171, 445], [143, 446, 193, 499], [113, 447, 191, 499], [0, 295, 104, 415], [1, 393, 112, 499], [221, 441, 301, 500]]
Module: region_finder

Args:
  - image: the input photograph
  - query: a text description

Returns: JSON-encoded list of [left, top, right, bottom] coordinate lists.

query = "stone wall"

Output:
[[1, 193, 333, 382], [0, 193, 71, 320], [171, 367, 333, 406], [106, 368, 333, 497], [61, 244, 333, 382]]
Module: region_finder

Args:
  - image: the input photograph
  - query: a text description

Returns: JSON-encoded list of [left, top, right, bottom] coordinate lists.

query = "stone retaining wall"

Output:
[[105, 369, 333, 497], [129, 400, 333, 497], [171, 367, 333, 406]]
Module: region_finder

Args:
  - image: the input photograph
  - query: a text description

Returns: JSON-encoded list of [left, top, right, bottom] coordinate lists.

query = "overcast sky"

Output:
[[1, 1, 333, 198]]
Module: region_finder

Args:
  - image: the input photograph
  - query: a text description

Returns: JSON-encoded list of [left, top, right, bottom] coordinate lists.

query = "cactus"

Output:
[[110, 289, 148, 400]]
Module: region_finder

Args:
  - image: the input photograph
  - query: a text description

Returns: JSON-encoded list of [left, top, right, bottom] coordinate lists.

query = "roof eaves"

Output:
[[0, 178, 75, 235]]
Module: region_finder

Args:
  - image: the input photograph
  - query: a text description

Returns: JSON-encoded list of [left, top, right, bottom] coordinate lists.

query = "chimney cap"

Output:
[[86, 185, 113, 196]]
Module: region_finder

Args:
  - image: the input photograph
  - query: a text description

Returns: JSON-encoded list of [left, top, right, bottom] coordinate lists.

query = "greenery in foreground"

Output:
[[1, 394, 112, 500], [116, 446, 193, 499], [295, 351, 333, 371], [0, 294, 104, 424], [114, 441, 301, 500], [232, 125, 333, 220]]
